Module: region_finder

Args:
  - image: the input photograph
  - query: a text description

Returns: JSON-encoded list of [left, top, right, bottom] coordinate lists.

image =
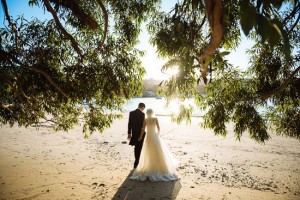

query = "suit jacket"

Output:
[[128, 109, 145, 146]]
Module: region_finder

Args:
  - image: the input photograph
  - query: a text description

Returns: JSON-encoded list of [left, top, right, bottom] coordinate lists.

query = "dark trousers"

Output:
[[134, 141, 143, 168]]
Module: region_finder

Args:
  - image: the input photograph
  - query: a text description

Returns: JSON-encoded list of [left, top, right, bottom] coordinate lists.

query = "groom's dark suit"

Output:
[[128, 109, 145, 168]]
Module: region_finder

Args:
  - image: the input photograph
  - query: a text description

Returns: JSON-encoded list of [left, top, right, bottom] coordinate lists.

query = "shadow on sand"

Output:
[[112, 170, 182, 200]]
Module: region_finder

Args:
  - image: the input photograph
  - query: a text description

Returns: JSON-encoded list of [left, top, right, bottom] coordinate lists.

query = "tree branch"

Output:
[[0, 102, 17, 119], [43, 0, 83, 57], [195, 15, 206, 35], [50, 0, 99, 30], [287, 9, 300, 35], [26, 65, 70, 99], [39, 116, 59, 125], [290, 112, 300, 123], [1, 0, 19, 51], [181, 0, 189, 16], [0, 103, 14, 109], [200, 0, 224, 84], [0, 49, 70, 99], [95, 0, 108, 49], [246, 65, 300, 101], [283, 0, 300, 24]]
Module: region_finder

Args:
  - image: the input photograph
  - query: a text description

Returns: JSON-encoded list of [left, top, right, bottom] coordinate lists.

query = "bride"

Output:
[[130, 109, 178, 182]]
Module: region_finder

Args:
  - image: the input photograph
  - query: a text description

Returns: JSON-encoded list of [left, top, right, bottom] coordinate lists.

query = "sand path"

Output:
[[0, 117, 299, 199]]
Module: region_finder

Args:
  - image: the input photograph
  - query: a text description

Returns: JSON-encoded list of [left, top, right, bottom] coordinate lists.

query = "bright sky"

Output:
[[0, 0, 253, 80]]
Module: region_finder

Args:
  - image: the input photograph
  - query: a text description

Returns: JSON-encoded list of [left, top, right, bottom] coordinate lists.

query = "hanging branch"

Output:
[[287, 9, 300, 35], [283, 0, 300, 24], [0, 101, 18, 119], [24, 64, 70, 99], [0, 103, 13, 109], [43, 0, 83, 58], [95, 0, 108, 49], [0, 102, 17, 120], [288, 112, 300, 126], [0, 49, 70, 99], [195, 15, 206, 35], [245, 65, 300, 102], [181, 0, 189, 16], [1, 0, 19, 51], [50, 0, 99, 30], [199, 0, 224, 84]]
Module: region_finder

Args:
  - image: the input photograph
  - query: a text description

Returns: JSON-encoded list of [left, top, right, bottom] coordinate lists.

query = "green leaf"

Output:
[[268, 23, 281, 48], [158, 80, 164, 86], [205, 56, 213, 66], [271, 18, 291, 61], [239, 1, 256, 36], [219, 51, 230, 57]]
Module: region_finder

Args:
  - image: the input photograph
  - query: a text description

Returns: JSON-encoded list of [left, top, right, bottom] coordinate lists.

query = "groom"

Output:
[[127, 103, 146, 169]]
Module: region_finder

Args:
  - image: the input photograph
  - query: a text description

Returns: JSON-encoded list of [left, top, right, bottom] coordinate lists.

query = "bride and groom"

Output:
[[127, 103, 178, 182]]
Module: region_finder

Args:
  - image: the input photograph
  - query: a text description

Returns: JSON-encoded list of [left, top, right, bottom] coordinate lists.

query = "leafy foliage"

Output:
[[149, 0, 300, 142], [0, 0, 160, 135], [1, 0, 299, 143]]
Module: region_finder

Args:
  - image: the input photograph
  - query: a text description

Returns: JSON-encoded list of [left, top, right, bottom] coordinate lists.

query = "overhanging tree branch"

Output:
[[195, 15, 206, 35], [50, 0, 99, 30], [287, 10, 300, 35], [25, 65, 70, 99], [283, 0, 300, 24], [95, 0, 108, 49], [290, 112, 300, 124], [1, 0, 19, 51], [199, 0, 224, 84], [246, 65, 300, 101], [43, 0, 83, 57], [0, 103, 14, 109], [0, 102, 17, 119], [0, 49, 70, 99]]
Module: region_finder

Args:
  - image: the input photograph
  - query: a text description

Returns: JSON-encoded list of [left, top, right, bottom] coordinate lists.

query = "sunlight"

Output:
[[163, 67, 179, 77], [167, 99, 180, 114], [138, 44, 169, 79], [166, 98, 193, 115]]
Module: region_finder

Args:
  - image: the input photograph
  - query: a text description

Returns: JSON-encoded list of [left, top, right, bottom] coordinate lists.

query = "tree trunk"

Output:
[[200, 0, 224, 84]]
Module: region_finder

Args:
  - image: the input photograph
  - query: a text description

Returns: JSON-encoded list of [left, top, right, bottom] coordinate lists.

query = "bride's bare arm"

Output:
[[138, 120, 146, 141], [156, 118, 160, 134]]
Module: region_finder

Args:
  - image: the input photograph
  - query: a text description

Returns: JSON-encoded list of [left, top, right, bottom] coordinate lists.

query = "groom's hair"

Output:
[[138, 103, 145, 109]]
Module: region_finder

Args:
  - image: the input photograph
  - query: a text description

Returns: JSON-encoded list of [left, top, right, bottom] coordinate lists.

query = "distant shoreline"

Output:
[[155, 114, 203, 118]]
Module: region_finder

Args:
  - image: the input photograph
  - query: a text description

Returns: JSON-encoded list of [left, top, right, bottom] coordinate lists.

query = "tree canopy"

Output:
[[0, 0, 299, 142], [0, 0, 160, 137], [150, 0, 299, 143]]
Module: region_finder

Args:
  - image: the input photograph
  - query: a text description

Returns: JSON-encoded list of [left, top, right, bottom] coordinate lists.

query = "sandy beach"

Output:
[[0, 117, 299, 200]]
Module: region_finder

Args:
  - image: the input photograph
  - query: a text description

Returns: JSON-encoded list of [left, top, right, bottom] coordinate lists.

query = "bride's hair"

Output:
[[146, 109, 153, 115]]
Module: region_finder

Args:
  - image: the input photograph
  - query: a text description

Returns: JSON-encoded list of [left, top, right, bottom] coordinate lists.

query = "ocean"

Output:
[[123, 97, 204, 117]]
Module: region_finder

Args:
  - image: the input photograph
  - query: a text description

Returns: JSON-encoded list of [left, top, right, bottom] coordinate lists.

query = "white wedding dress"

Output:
[[130, 117, 179, 182]]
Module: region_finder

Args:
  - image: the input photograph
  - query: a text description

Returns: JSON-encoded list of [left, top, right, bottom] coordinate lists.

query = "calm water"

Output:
[[123, 98, 204, 116], [124, 98, 268, 117]]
